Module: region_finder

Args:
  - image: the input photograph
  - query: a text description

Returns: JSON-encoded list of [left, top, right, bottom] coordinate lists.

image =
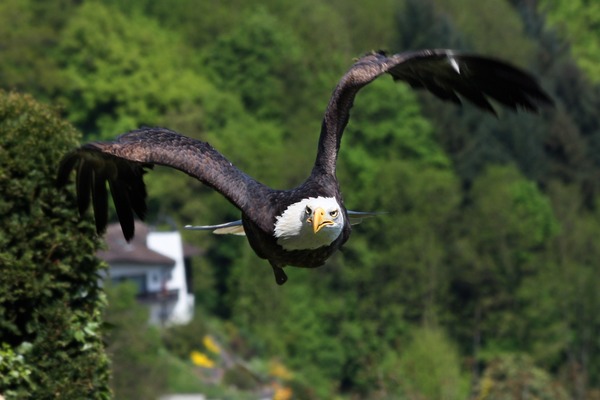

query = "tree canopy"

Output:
[[2, 0, 600, 398]]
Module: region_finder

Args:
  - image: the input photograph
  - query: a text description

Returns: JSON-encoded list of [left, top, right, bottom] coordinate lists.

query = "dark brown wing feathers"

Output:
[[387, 51, 552, 114], [57, 127, 265, 240], [57, 143, 149, 240], [314, 49, 552, 176]]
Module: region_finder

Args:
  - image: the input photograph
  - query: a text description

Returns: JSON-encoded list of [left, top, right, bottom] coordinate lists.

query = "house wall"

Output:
[[147, 231, 195, 324], [101, 262, 170, 294]]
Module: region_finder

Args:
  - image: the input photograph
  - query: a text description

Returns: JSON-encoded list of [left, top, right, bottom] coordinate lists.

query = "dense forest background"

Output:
[[2, 0, 600, 398]]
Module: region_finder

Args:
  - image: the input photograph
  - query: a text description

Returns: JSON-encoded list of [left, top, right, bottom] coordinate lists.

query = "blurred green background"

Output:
[[2, 0, 600, 398]]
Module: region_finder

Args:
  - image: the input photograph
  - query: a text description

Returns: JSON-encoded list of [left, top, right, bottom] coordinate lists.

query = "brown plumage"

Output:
[[57, 49, 552, 284]]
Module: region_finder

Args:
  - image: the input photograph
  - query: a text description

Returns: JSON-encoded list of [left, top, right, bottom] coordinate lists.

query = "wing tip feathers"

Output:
[[57, 146, 148, 242]]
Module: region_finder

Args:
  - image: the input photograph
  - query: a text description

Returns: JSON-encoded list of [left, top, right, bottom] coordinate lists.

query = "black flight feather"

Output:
[[75, 159, 93, 216], [108, 179, 135, 241], [91, 172, 109, 235]]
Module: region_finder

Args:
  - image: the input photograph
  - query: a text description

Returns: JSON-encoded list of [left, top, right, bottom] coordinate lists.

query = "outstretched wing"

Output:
[[313, 49, 553, 175], [183, 210, 384, 236], [57, 127, 268, 241], [185, 220, 246, 236], [346, 210, 386, 225]]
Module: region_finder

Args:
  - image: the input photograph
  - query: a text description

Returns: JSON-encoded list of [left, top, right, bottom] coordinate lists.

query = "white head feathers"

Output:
[[274, 196, 344, 251]]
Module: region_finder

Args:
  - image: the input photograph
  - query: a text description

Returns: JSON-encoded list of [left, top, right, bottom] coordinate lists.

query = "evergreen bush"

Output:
[[0, 91, 110, 399]]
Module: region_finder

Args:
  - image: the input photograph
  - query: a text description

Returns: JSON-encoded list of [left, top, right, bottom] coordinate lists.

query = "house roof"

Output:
[[98, 221, 176, 266]]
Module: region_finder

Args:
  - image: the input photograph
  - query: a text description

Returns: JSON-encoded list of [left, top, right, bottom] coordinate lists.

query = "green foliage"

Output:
[[227, 247, 289, 346], [3, 0, 600, 398], [55, 2, 210, 137], [163, 354, 207, 394], [435, 0, 536, 63], [0, 90, 110, 398], [384, 326, 470, 400], [475, 354, 569, 400], [468, 166, 559, 253], [448, 166, 559, 361], [273, 281, 346, 397], [328, 0, 400, 52], [161, 312, 209, 360], [0, 342, 34, 398], [396, 0, 467, 51], [0, 0, 73, 99], [203, 7, 306, 122], [523, 182, 600, 390], [103, 283, 167, 399], [539, 0, 600, 82]]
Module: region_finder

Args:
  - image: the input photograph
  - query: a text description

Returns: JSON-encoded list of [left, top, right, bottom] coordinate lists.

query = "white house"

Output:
[[98, 221, 199, 325]]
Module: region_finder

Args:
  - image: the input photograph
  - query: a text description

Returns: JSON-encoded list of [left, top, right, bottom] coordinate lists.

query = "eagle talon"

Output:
[[272, 266, 288, 285]]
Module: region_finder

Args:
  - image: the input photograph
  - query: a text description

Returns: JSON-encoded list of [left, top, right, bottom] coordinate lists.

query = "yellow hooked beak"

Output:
[[311, 207, 334, 233]]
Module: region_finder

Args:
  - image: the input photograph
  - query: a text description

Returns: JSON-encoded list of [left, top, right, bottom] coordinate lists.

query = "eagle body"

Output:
[[238, 175, 351, 284], [58, 50, 552, 284], [244, 182, 350, 255], [242, 209, 350, 284]]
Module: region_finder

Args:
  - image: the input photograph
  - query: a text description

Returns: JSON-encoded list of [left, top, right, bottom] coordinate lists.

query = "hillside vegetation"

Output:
[[2, 0, 600, 398]]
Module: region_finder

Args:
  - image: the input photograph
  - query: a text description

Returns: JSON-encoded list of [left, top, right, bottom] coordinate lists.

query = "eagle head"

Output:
[[274, 196, 344, 251]]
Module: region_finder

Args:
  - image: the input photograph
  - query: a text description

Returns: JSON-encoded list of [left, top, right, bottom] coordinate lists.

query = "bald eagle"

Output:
[[57, 50, 552, 284]]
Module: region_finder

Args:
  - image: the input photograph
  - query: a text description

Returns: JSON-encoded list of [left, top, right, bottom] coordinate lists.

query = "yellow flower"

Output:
[[273, 384, 293, 400], [477, 376, 493, 400], [203, 334, 221, 355], [269, 360, 293, 380], [190, 350, 215, 368]]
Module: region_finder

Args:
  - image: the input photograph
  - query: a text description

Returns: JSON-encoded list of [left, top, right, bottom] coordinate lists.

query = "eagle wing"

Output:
[[314, 49, 553, 175], [185, 220, 246, 236], [57, 127, 268, 241]]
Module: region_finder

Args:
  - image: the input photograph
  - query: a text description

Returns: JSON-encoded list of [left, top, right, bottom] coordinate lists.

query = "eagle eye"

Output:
[[305, 206, 312, 215], [330, 210, 339, 218]]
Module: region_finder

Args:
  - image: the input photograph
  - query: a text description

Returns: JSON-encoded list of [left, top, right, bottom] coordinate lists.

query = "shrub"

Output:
[[0, 91, 110, 399]]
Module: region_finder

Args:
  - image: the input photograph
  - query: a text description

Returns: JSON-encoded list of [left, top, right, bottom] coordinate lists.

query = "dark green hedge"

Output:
[[0, 91, 110, 399]]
